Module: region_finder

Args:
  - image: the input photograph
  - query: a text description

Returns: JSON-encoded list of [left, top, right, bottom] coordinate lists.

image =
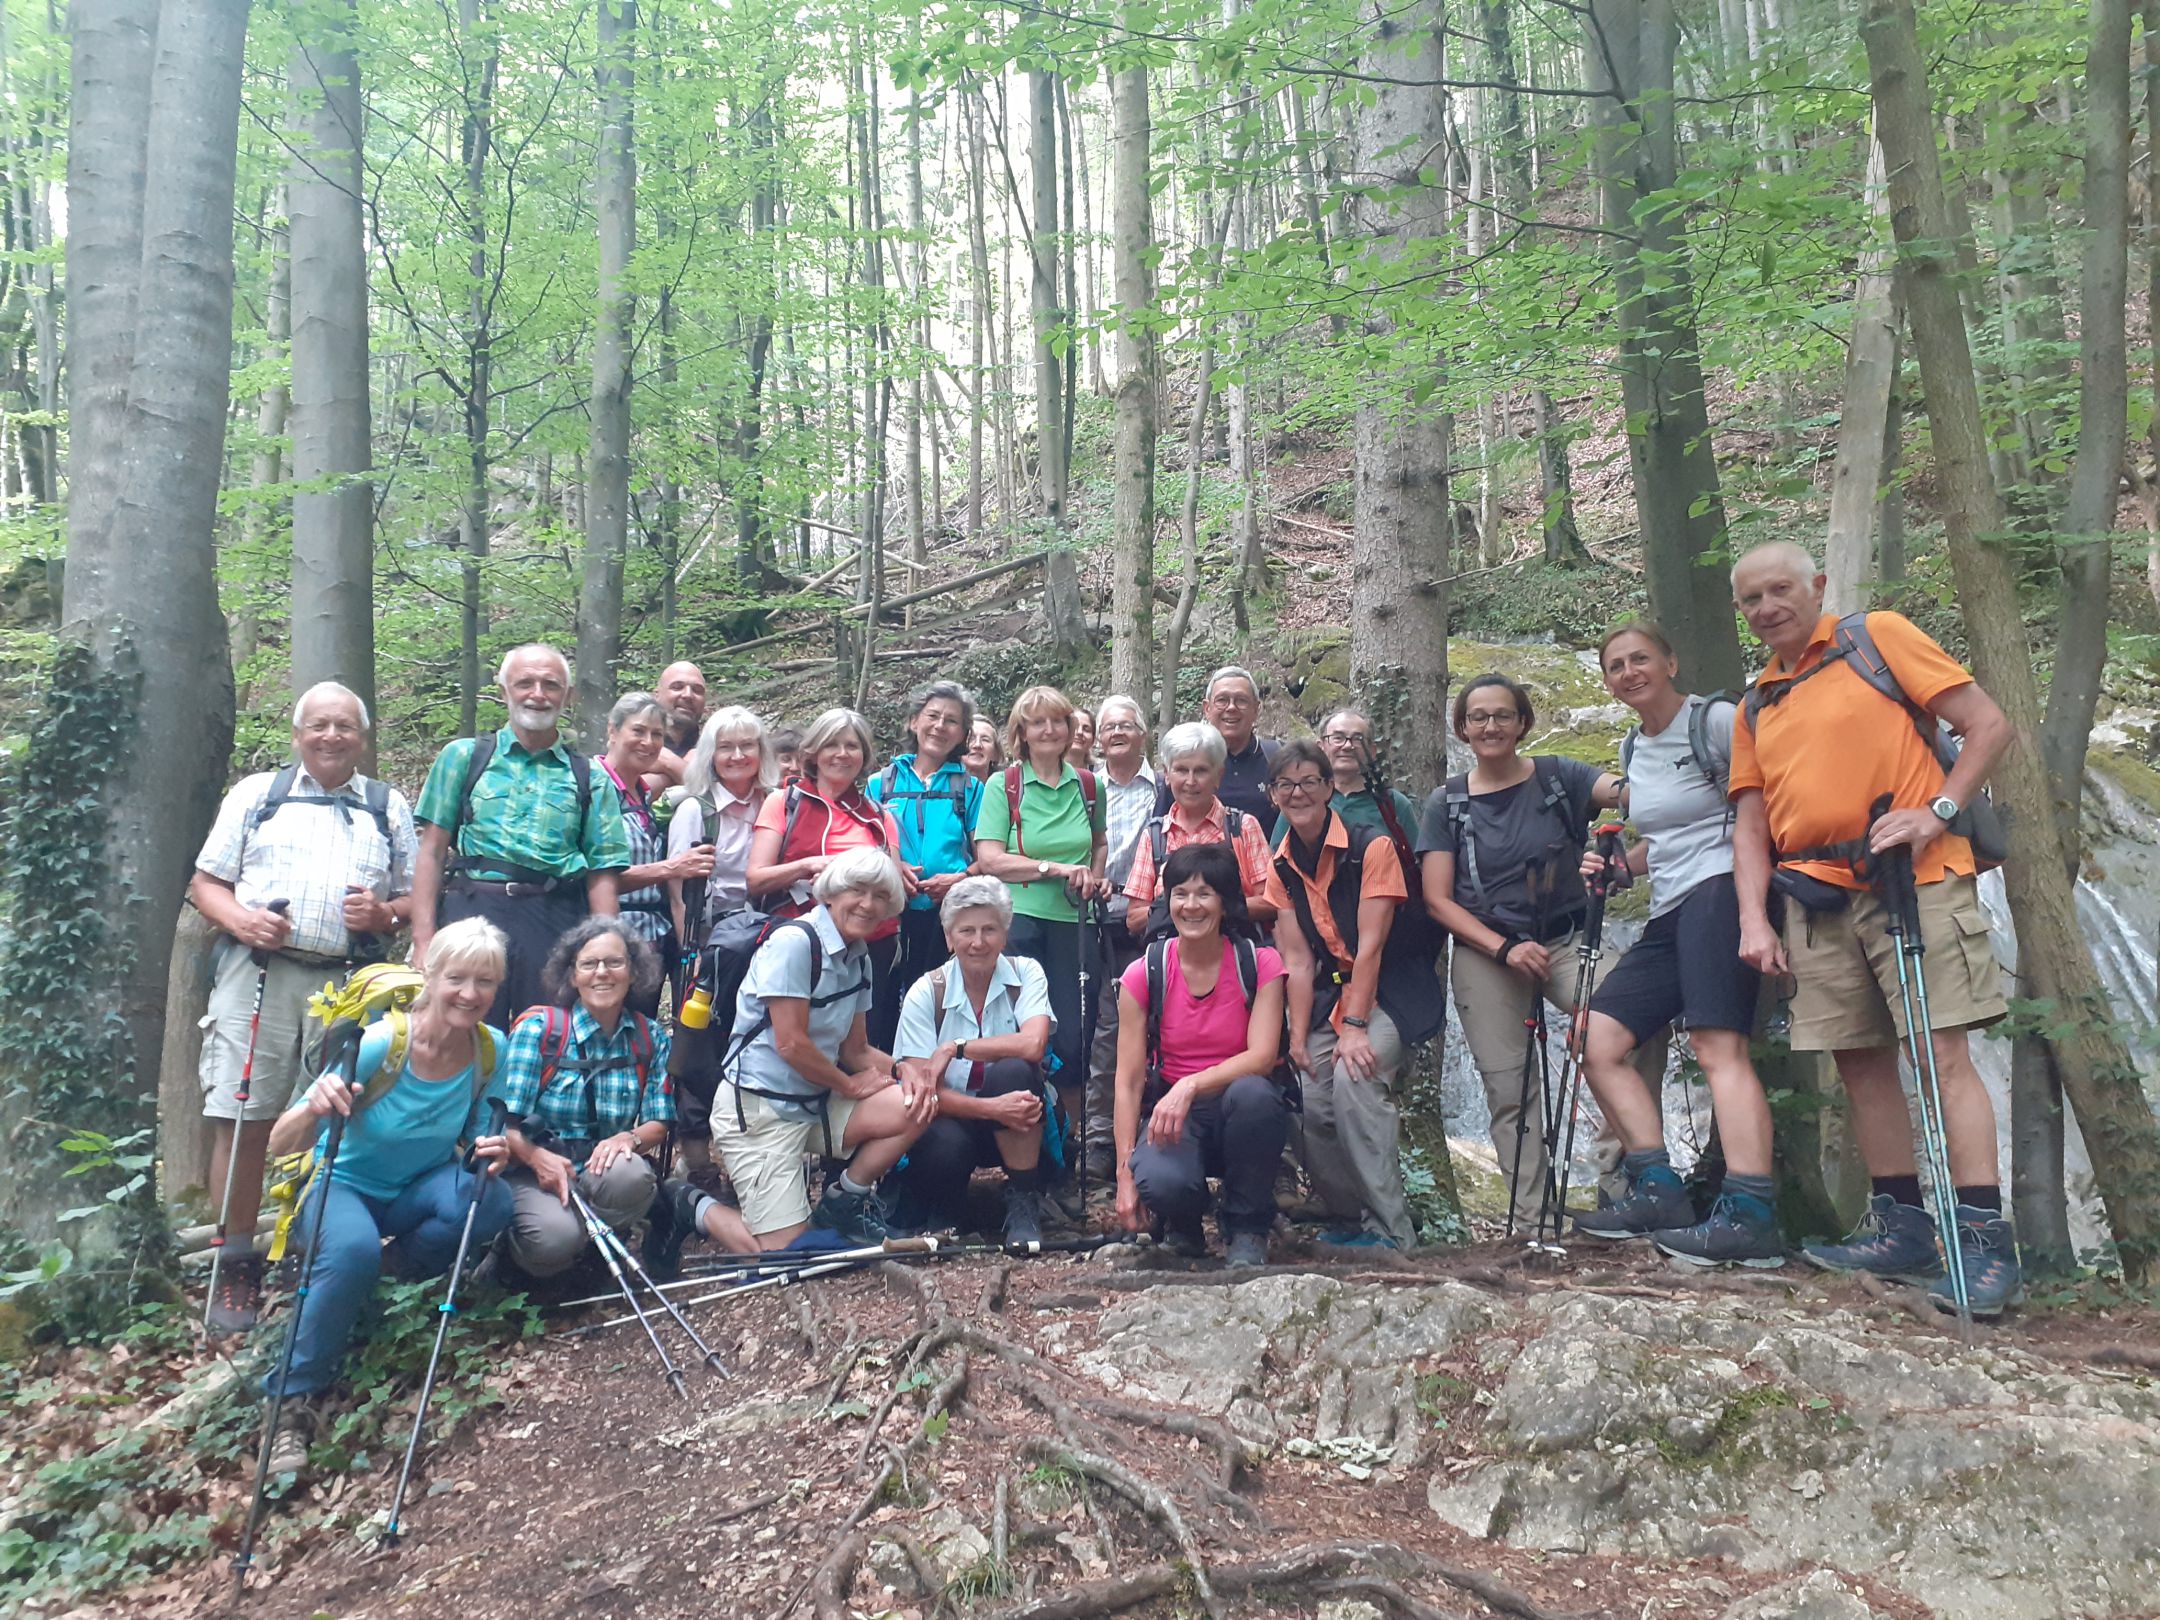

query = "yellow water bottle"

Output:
[[680, 985, 713, 1029]]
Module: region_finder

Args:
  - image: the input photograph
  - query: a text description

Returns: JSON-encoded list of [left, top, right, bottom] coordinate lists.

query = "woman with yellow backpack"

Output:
[[255, 917, 515, 1480]]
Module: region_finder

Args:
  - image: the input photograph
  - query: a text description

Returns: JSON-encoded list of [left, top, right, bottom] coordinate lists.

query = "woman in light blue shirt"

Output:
[[887, 876, 1056, 1246]]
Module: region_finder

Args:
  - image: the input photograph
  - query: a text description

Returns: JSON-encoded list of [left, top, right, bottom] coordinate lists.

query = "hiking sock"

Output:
[[1622, 1148, 1674, 1184], [1006, 1164, 1042, 1192], [1873, 1174, 1924, 1209], [1955, 1184, 2003, 1215], [691, 1193, 722, 1236], [1724, 1173, 1775, 1210], [837, 1170, 874, 1198]]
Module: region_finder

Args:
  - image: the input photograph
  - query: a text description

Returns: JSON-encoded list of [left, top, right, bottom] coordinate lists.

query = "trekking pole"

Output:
[[583, 1207, 732, 1377], [1504, 864, 1562, 1242], [1076, 897, 1101, 1207], [569, 1185, 689, 1398], [1867, 799, 1973, 1340], [381, 1101, 508, 1549], [1543, 825, 1626, 1245], [206, 898, 291, 1333], [232, 1024, 353, 1596]]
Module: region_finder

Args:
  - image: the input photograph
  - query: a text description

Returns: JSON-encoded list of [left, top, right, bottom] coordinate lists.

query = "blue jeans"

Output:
[[266, 1160, 513, 1398]]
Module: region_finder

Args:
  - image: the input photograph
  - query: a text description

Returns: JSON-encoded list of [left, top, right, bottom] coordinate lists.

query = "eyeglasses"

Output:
[[1319, 731, 1367, 747], [1272, 777, 1328, 797], [1463, 710, 1524, 730], [1208, 692, 1258, 709], [1099, 721, 1143, 735], [575, 956, 630, 976]]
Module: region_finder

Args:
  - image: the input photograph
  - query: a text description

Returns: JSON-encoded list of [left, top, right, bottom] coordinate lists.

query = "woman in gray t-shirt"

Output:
[[1416, 673, 1629, 1229], [1571, 623, 1779, 1268]]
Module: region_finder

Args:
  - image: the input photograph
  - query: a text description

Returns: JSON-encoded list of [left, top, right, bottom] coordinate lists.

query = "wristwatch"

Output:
[[1342, 1015, 1370, 1030], [1928, 794, 1959, 823], [954, 1038, 969, 1060], [1036, 859, 1052, 879]]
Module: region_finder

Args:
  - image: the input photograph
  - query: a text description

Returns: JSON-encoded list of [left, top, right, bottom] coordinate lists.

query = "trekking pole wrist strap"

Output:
[[1492, 932, 1523, 963]]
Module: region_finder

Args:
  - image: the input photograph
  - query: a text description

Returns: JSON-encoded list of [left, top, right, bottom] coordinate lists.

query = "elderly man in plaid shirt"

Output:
[[189, 680, 419, 1334], [492, 917, 675, 1279], [410, 644, 631, 1027]]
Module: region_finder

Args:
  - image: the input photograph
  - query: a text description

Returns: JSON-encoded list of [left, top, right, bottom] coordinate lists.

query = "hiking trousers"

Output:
[[1302, 1007, 1413, 1247], [1128, 1073, 1290, 1237], [502, 1152, 657, 1277]]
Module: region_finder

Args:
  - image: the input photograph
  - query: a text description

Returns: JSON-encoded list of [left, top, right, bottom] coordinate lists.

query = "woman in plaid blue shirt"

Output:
[[494, 917, 673, 1280]]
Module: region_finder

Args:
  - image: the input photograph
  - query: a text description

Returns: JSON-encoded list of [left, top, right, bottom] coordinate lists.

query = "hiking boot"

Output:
[[1800, 1193, 1943, 1281], [1003, 1181, 1046, 1251], [1681, 1153, 1728, 1223], [1573, 1168, 1693, 1241], [643, 1180, 692, 1280], [1153, 1216, 1208, 1259], [1653, 1194, 1786, 1269], [263, 1399, 316, 1482], [676, 1134, 713, 1175], [1224, 1230, 1270, 1269], [1927, 1208, 2025, 1319], [1314, 1228, 1400, 1252], [205, 1252, 265, 1337], [1043, 1178, 1087, 1227], [812, 1179, 890, 1248]]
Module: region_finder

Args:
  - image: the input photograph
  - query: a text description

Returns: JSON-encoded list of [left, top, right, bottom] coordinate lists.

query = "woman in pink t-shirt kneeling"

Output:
[[1113, 841, 1289, 1268]]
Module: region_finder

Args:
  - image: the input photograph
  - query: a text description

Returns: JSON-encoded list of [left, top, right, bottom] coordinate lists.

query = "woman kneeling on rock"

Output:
[[259, 917, 514, 1477], [886, 875, 1057, 1247], [1114, 841, 1290, 1268]]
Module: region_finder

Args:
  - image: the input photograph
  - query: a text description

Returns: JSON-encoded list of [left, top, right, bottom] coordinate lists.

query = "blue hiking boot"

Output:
[[1653, 1193, 1787, 1269], [1800, 1193, 1943, 1282], [812, 1179, 891, 1248], [1574, 1167, 1693, 1241], [1927, 1208, 2025, 1319]]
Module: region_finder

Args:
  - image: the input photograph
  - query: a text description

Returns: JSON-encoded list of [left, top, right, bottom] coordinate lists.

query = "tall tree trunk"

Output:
[[1863, 0, 2160, 1285], [457, 0, 495, 737], [576, 0, 635, 743], [1109, 51, 1156, 702], [1585, 0, 1743, 692], [41, 0, 248, 1247], [906, 79, 927, 622], [733, 85, 778, 584], [964, 85, 989, 537], [287, 0, 374, 735], [1824, 130, 1901, 617], [1029, 69, 1067, 523], [1348, 0, 1451, 795], [236, 203, 288, 707]]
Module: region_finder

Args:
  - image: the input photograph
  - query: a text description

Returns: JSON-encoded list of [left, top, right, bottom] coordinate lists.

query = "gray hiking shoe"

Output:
[[1003, 1182, 1046, 1251], [1224, 1230, 1269, 1269], [813, 1179, 890, 1247], [1801, 1193, 1944, 1282], [205, 1251, 265, 1338], [1653, 1193, 1786, 1269], [1927, 1207, 2025, 1319], [1574, 1168, 1693, 1241], [263, 1399, 316, 1482]]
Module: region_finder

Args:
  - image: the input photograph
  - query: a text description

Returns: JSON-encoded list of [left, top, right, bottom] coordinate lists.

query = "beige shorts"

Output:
[[1783, 871, 2006, 1052], [199, 947, 342, 1121], [712, 1084, 866, 1236]]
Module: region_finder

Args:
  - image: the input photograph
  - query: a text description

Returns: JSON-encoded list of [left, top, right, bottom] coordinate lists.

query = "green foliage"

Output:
[[1449, 564, 1646, 650]]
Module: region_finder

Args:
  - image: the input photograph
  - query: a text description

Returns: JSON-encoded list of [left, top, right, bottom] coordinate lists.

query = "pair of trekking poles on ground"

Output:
[[1499, 800, 1973, 1335]]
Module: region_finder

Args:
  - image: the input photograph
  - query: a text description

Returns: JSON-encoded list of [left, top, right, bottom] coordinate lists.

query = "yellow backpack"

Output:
[[265, 965, 499, 1260]]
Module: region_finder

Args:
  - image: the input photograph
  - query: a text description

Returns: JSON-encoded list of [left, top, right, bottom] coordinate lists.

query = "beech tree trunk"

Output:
[[288, 0, 375, 733], [1108, 52, 1156, 703], [457, 0, 495, 737], [576, 0, 635, 742], [1863, 0, 2160, 1284], [1029, 69, 1067, 524], [1585, 0, 1743, 692], [1348, 0, 1451, 795], [42, 0, 248, 1242]]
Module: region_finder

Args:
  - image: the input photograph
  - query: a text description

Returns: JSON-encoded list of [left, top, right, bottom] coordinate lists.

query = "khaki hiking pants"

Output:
[[1451, 927, 1660, 1220], [1301, 1006, 1414, 1248]]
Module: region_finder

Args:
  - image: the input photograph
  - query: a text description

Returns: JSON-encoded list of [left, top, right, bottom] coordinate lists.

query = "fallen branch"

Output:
[[2089, 1344, 2160, 1373], [1853, 1270, 1947, 1331]]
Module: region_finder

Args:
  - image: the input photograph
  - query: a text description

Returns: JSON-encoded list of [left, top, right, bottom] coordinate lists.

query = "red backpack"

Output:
[[1001, 763, 1099, 856]]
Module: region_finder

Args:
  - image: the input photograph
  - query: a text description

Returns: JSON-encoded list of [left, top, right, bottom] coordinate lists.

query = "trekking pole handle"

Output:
[[1589, 824, 1626, 899], [466, 1099, 509, 1174]]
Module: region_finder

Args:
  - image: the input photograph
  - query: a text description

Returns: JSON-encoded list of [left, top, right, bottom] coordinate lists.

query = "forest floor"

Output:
[[19, 1187, 2160, 1620]]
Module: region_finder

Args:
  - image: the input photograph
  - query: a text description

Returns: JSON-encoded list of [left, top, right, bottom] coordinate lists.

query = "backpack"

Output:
[[1619, 692, 1740, 830], [1002, 762, 1100, 858], [508, 1003, 660, 1140], [246, 763, 395, 845], [445, 732, 595, 883], [1140, 809, 1250, 941], [768, 783, 889, 917], [1142, 935, 1259, 1087], [1740, 611, 2007, 869], [877, 760, 975, 835], [1272, 820, 1447, 1048], [714, 915, 867, 1151], [929, 965, 1026, 1032], [1441, 756, 1576, 915]]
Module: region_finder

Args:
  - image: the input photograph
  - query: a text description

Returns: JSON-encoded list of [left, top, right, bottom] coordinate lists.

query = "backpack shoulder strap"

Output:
[[359, 1008, 411, 1112], [778, 782, 805, 854], [361, 776, 393, 839], [628, 1011, 655, 1101], [1079, 767, 1100, 827], [472, 1025, 499, 1102], [877, 762, 897, 802], [1148, 816, 1167, 875], [536, 1005, 574, 1092], [1233, 937, 1259, 1004], [1532, 755, 1569, 814], [1836, 612, 1925, 717], [1145, 939, 1168, 1077], [244, 764, 302, 841], [1619, 728, 1639, 779], [453, 732, 499, 844], [568, 750, 593, 828], [1003, 764, 1027, 856]]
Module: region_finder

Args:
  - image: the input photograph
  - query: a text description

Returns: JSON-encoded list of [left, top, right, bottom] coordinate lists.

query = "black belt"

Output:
[[452, 875, 569, 898]]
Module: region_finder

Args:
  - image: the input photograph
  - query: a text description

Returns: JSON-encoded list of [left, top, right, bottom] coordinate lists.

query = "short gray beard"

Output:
[[512, 703, 561, 733]]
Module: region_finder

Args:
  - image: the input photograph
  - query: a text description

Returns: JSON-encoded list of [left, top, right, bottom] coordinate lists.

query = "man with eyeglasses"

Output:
[[1156, 666, 1278, 826], [190, 680, 420, 1334], [1084, 696, 1159, 1175], [1313, 710, 1423, 842]]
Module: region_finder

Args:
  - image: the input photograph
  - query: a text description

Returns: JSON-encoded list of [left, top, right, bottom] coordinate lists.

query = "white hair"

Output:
[[1204, 665, 1259, 701], [939, 874, 1014, 931], [292, 681, 371, 731], [1730, 541, 1820, 590], [1095, 694, 1146, 729], [813, 845, 908, 913], [1159, 721, 1227, 771], [496, 643, 571, 685]]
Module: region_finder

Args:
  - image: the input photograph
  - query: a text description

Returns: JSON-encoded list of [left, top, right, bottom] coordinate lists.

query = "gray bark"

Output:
[[288, 2, 375, 731], [457, 0, 494, 736], [1109, 54, 1156, 703], [1585, 0, 1744, 692], [1029, 69, 1067, 523], [1824, 131, 1900, 617]]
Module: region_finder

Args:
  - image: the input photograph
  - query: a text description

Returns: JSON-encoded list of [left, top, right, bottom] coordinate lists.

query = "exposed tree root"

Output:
[[1020, 1437, 1219, 1617], [1853, 1270, 1949, 1330], [2090, 1343, 2160, 1372], [807, 1528, 868, 1620], [978, 1539, 1457, 1620], [980, 1259, 1012, 1314], [1322, 1574, 1473, 1620]]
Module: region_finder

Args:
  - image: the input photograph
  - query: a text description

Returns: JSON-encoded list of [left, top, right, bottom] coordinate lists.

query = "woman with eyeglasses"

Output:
[[1415, 674, 1631, 1226]]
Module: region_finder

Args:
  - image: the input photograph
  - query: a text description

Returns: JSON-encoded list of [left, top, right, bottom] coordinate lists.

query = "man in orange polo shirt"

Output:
[[1261, 740, 1439, 1250], [1728, 542, 2018, 1315]]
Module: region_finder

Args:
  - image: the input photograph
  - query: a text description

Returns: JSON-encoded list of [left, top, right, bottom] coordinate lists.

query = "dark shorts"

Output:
[[1589, 871, 1760, 1041]]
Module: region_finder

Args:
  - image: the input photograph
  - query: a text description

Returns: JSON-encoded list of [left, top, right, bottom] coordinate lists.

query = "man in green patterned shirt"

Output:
[[410, 644, 631, 1024]]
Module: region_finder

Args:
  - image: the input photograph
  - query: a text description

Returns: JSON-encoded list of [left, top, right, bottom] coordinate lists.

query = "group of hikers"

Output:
[[192, 537, 2023, 1480]]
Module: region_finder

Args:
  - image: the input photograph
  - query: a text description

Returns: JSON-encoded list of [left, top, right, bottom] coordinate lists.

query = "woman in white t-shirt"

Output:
[[1574, 621, 1780, 1268]]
